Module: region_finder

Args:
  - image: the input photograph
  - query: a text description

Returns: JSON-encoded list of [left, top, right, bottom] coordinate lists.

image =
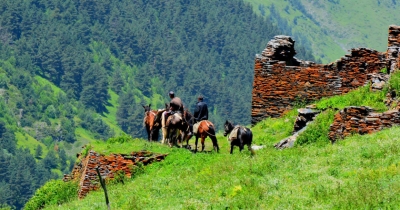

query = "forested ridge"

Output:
[[0, 0, 315, 208]]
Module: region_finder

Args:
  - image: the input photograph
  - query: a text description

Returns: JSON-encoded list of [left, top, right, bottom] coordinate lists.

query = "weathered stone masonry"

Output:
[[251, 25, 400, 125], [329, 106, 400, 142], [63, 150, 167, 199]]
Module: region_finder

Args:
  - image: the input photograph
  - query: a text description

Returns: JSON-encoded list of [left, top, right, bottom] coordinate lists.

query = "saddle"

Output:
[[228, 126, 249, 142]]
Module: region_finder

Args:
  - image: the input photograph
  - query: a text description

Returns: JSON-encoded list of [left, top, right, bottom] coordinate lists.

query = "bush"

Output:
[[24, 180, 78, 210], [107, 134, 135, 144]]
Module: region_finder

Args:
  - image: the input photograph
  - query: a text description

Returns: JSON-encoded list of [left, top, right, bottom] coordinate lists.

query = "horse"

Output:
[[184, 110, 219, 153], [223, 120, 254, 155], [142, 104, 160, 141]]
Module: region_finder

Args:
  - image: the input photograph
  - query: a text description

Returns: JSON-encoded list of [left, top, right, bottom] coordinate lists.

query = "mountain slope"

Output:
[[244, 0, 400, 63]]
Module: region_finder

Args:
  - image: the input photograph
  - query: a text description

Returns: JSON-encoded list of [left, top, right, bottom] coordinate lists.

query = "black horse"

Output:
[[223, 120, 254, 154]]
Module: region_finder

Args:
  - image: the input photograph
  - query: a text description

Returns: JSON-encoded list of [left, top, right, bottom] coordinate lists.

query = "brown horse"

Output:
[[142, 104, 160, 141], [183, 110, 219, 153]]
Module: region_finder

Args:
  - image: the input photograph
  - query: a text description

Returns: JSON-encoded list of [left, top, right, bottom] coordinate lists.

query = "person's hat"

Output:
[[169, 91, 174, 95], [198, 95, 204, 100]]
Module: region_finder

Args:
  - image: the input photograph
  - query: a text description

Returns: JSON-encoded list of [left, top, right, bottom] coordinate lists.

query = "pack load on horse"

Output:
[[142, 104, 160, 141], [223, 120, 254, 155]]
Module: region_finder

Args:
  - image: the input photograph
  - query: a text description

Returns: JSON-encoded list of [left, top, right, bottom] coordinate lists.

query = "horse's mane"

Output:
[[184, 109, 194, 123]]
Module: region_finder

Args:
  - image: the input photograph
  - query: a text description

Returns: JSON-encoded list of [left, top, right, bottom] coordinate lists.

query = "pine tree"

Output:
[[80, 64, 110, 112], [35, 145, 43, 158]]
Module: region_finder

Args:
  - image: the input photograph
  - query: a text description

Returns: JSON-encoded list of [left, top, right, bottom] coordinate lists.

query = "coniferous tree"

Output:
[[80, 64, 110, 112], [35, 144, 43, 158]]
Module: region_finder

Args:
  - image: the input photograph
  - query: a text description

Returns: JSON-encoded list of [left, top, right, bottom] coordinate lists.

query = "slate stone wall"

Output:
[[251, 25, 400, 124]]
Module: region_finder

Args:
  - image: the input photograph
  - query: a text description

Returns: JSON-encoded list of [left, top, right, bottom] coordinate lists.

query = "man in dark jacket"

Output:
[[193, 95, 208, 122], [192, 95, 208, 135]]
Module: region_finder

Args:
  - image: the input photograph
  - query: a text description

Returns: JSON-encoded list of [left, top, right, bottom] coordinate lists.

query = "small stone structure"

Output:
[[274, 107, 320, 149], [293, 108, 321, 133], [252, 25, 400, 124], [63, 150, 167, 199], [329, 106, 400, 142]]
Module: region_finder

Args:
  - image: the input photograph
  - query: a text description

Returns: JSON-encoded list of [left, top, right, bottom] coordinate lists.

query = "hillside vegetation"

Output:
[[244, 0, 400, 63], [0, 0, 317, 208], [25, 74, 400, 209]]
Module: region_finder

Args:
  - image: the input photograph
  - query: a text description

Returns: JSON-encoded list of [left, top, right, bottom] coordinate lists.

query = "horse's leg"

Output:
[[201, 136, 205, 152], [180, 131, 184, 148], [210, 136, 219, 152], [149, 129, 153, 142], [194, 136, 199, 153], [239, 145, 244, 152], [230, 144, 234, 154], [161, 113, 167, 144], [167, 128, 173, 147], [146, 127, 151, 141]]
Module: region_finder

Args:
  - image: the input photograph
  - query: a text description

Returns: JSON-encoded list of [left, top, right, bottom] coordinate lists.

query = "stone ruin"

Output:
[[63, 149, 167, 199], [252, 25, 400, 125], [329, 106, 400, 142], [253, 25, 400, 143]]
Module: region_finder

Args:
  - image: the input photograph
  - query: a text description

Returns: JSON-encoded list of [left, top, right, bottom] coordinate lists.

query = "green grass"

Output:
[[32, 68, 400, 210], [316, 85, 387, 111], [15, 131, 48, 157], [39, 125, 400, 209], [102, 89, 125, 136], [33, 76, 63, 96]]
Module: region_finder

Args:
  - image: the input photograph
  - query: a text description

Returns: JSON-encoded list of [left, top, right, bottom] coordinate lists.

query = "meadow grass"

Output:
[[15, 131, 48, 157], [40, 122, 400, 209], [35, 76, 400, 210]]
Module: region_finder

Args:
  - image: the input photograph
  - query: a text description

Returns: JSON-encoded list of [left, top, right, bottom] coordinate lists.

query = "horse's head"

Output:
[[142, 104, 151, 112], [223, 120, 234, 136], [183, 109, 194, 125]]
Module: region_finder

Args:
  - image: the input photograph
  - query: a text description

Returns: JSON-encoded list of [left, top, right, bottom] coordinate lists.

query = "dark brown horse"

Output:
[[223, 120, 254, 155], [142, 104, 160, 141], [183, 110, 219, 153]]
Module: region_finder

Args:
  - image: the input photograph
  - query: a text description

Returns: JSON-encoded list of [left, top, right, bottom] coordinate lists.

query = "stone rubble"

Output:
[[63, 149, 167, 199]]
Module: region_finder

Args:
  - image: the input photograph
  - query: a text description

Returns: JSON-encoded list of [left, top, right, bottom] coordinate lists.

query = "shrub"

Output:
[[107, 134, 135, 144], [24, 180, 78, 210]]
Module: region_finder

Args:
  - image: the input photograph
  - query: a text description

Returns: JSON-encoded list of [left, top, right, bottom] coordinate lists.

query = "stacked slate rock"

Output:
[[64, 150, 167, 199], [329, 106, 400, 143], [387, 25, 400, 73], [262, 35, 302, 66]]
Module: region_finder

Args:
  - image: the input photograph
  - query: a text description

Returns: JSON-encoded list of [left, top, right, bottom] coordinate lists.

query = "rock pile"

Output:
[[329, 106, 400, 142], [63, 150, 167, 199]]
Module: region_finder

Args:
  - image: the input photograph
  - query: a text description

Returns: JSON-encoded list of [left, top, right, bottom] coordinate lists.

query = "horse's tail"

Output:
[[206, 121, 219, 152]]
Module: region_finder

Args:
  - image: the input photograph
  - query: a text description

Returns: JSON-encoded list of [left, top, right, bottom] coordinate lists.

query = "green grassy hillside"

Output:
[[26, 79, 400, 209], [244, 0, 400, 63], [36, 118, 400, 209]]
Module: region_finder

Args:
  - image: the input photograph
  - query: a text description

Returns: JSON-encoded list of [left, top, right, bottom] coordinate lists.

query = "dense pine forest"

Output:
[[0, 0, 318, 208]]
